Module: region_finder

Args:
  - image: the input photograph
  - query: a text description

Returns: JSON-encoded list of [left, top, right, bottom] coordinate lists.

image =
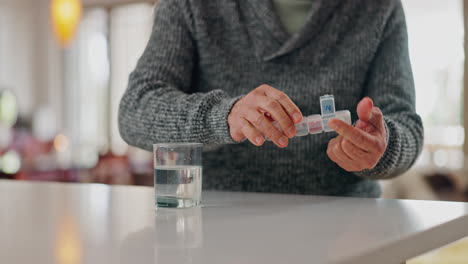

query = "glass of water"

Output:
[[153, 143, 203, 208]]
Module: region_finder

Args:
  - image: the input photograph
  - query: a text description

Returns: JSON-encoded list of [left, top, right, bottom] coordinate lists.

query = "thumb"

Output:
[[357, 97, 373, 122]]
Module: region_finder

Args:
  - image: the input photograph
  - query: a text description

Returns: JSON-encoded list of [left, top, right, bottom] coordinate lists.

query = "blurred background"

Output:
[[0, 0, 467, 203], [2, 1, 468, 262]]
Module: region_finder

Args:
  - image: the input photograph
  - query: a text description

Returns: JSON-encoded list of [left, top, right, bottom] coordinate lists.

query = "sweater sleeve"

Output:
[[118, 0, 240, 151], [354, 1, 424, 180]]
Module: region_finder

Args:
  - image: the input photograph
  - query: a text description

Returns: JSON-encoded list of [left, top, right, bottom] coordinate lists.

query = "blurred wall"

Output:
[[0, 0, 63, 127]]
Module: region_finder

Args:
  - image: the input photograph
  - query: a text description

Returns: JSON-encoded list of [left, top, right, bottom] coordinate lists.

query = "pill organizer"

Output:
[[269, 95, 352, 139]]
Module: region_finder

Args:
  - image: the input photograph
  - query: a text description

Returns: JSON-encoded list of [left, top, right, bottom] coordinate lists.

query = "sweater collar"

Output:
[[245, 0, 290, 44], [244, 0, 342, 61]]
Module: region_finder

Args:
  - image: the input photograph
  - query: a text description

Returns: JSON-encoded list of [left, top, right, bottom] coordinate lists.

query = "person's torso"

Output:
[[179, 0, 395, 197]]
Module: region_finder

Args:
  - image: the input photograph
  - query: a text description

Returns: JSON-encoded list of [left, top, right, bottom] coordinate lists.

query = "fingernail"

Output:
[[279, 137, 288, 147], [293, 113, 302, 123], [288, 126, 296, 135], [328, 121, 337, 130], [255, 136, 264, 145]]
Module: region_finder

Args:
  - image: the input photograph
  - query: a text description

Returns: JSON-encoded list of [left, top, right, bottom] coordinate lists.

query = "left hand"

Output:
[[326, 97, 387, 172]]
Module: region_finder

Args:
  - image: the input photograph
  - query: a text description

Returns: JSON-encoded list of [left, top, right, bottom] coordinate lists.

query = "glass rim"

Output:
[[153, 142, 203, 148]]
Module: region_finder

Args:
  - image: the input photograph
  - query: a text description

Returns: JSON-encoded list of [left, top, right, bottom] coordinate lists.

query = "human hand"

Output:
[[228, 84, 303, 148], [326, 97, 387, 172]]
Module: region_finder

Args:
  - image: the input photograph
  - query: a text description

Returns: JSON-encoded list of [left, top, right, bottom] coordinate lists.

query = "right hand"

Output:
[[228, 84, 303, 148]]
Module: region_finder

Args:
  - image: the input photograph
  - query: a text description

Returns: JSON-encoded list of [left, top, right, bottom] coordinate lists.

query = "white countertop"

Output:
[[1, 180, 468, 264]]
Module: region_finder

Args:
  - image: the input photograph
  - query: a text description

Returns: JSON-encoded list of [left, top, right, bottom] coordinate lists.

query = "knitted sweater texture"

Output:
[[119, 0, 424, 197]]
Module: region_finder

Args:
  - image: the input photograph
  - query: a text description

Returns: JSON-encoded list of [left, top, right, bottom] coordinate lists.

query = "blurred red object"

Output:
[[88, 152, 134, 185]]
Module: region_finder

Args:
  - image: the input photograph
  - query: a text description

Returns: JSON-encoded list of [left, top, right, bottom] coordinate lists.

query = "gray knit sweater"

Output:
[[119, 0, 423, 197]]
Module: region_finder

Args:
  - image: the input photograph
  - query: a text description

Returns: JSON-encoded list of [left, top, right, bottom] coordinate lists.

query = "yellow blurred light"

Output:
[[55, 215, 81, 264], [51, 0, 82, 47], [54, 134, 69, 153]]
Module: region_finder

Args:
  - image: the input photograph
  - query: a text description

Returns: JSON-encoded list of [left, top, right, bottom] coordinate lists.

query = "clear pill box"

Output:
[[322, 110, 352, 132], [265, 95, 351, 141]]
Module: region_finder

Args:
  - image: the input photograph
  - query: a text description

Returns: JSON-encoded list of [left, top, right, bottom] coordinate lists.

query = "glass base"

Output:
[[156, 196, 200, 209]]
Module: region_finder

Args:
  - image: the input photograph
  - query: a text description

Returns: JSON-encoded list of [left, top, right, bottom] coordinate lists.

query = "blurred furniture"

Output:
[[381, 168, 468, 202], [1, 180, 468, 264]]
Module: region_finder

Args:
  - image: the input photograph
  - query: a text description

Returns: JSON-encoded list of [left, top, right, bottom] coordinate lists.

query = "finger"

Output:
[[354, 119, 375, 133], [329, 138, 361, 172], [368, 107, 385, 133], [230, 123, 246, 142], [341, 138, 371, 163], [357, 97, 385, 133], [240, 118, 265, 146], [342, 139, 379, 169], [328, 119, 379, 152], [259, 85, 303, 123], [327, 138, 340, 163], [332, 137, 355, 162], [357, 97, 373, 122], [327, 138, 354, 163], [264, 112, 275, 122], [259, 97, 296, 138], [244, 109, 288, 148]]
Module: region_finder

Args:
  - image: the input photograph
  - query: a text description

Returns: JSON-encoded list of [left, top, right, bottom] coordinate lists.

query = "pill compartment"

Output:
[[260, 93, 351, 141], [307, 115, 323, 134], [295, 120, 309, 137], [320, 95, 335, 115], [322, 110, 352, 132], [335, 110, 352, 125], [270, 119, 310, 138]]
